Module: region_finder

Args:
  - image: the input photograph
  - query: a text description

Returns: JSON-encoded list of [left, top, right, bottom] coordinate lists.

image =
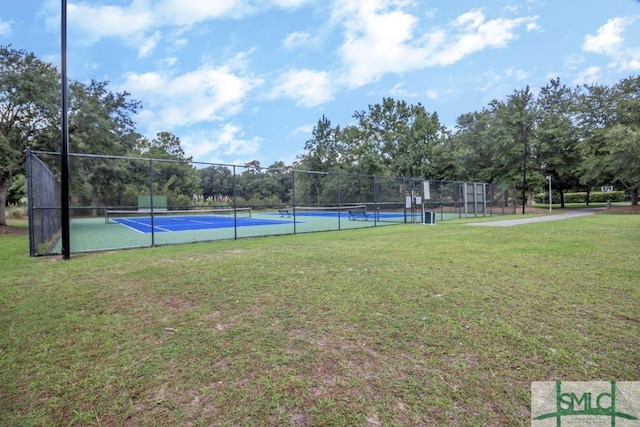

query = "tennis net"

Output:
[[292, 205, 368, 217], [105, 207, 252, 224]]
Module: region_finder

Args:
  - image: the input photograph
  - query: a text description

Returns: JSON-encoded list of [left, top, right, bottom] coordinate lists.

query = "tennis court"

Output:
[[105, 205, 420, 235], [52, 205, 488, 254], [63, 206, 400, 253], [27, 150, 518, 256], [107, 208, 293, 233]]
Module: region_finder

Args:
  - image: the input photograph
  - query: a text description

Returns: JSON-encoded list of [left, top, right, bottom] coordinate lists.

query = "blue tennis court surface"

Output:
[[111, 209, 419, 234], [113, 214, 294, 233]]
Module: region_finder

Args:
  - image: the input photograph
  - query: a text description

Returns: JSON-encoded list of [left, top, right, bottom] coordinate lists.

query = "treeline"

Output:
[[296, 78, 640, 207], [2, 45, 639, 224]]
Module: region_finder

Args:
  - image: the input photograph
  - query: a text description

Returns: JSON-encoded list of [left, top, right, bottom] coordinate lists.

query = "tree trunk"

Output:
[[560, 190, 565, 208], [632, 188, 639, 206], [0, 178, 10, 226]]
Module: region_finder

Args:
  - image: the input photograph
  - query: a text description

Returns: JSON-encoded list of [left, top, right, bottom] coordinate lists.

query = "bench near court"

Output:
[[348, 207, 368, 221]]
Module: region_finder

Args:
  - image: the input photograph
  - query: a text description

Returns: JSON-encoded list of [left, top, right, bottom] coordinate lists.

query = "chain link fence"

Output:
[[27, 150, 517, 256]]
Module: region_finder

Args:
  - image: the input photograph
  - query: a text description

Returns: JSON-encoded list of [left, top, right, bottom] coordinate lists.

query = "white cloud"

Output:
[[526, 21, 541, 32], [138, 32, 162, 58], [338, 6, 422, 87], [583, 17, 640, 72], [292, 124, 314, 135], [161, 56, 178, 67], [504, 67, 530, 81], [334, 3, 538, 88], [182, 123, 261, 164], [67, 2, 154, 42], [270, 0, 312, 9], [426, 89, 439, 100], [583, 17, 630, 55], [387, 82, 416, 99], [0, 20, 12, 37], [65, 0, 251, 41], [424, 8, 438, 19], [573, 66, 602, 86], [59, 0, 316, 45], [121, 59, 262, 131], [563, 54, 585, 70], [154, 0, 252, 26], [282, 31, 314, 49], [622, 58, 640, 71], [431, 13, 534, 66], [268, 69, 334, 107]]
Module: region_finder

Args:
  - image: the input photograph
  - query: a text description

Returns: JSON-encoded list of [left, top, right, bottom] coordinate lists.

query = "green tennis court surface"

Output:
[[60, 208, 464, 254], [66, 210, 392, 253]]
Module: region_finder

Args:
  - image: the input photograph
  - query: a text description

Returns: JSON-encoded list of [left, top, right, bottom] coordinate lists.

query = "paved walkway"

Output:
[[467, 209, 603, 227]]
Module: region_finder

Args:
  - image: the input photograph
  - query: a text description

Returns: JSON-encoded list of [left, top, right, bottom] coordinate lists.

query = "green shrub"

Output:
[[533, 191, 625, 204], [563, 192, 587, 203], [588, 191, 625, 202], [7, 204, 27, 219]]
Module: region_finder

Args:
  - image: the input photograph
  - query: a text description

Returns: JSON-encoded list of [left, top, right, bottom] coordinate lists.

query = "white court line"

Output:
[[117, 218, 172, 233]]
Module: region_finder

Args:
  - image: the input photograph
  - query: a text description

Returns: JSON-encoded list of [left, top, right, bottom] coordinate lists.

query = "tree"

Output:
[[295, 115, 343, 205], [577, 77, 640, 205], [449, 87, 537, 201], [501, 87, 539, 209], [66, 79, 142, 214], [68, 79, 140, 155], [199, 165, 234, 200], [575, 83, 617, 201], [136, 131, 189, 160], [449, 108, 500, 182], [600, 125, 640, 204], [137, 132, 200, 206], [534, 78, 581, 207], [601, 76, 640, 204], [0, 46, 60, 225], [391, 104, 445, 179], [296, 115, 342, 173], [337, 98, 446, 178]]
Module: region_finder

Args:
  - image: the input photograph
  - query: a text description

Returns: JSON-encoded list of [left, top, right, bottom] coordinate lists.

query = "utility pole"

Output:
[[60, 0, 71, 259]]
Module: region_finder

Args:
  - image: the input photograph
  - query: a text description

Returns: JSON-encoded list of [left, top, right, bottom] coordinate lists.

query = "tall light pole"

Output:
[[61, 0, 71, 259], [546, 175, 552, 213]]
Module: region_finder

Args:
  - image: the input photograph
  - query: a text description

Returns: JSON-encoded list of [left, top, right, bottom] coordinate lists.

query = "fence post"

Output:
[[149, 159, 155, 247]]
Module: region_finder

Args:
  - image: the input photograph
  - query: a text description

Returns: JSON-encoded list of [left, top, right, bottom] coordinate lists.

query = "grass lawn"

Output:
[[1, 211, 639, 426]]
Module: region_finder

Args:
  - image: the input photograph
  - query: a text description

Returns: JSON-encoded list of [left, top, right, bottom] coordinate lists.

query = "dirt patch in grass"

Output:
[[0, 225, 26, 235], [604, 205, 640, 214]]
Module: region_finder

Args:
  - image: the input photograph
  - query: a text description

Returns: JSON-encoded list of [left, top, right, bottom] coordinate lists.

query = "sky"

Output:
[[2, 0, 640, 167]]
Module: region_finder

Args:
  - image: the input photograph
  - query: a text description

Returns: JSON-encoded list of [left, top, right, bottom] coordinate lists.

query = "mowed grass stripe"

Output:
[[0, 213, 638, 426]]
